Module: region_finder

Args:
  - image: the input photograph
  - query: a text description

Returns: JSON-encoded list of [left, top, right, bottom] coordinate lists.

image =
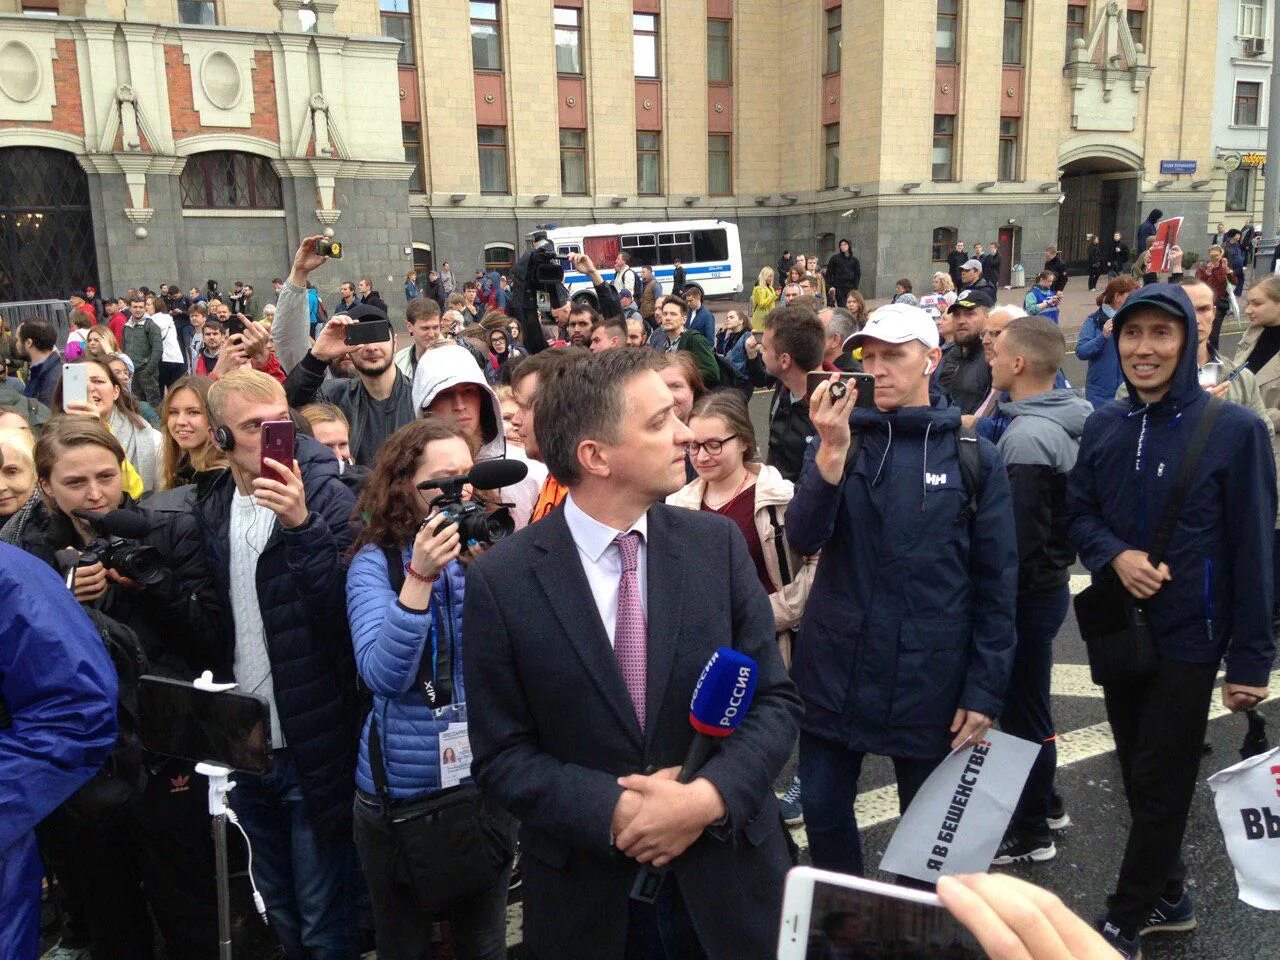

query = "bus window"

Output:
[[620, 234, 658, 267], [658, 232, 694, 264], [692, 229, 729, 262], [584, 235, 620, 266], [555, 244, 581, 257]]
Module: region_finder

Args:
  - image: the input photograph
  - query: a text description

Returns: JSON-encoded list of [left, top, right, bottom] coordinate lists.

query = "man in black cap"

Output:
[[938, 285, 996, 413]]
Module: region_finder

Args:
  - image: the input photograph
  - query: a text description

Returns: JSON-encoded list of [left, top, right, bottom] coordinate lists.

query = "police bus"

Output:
[[545, 219, 743, 304]]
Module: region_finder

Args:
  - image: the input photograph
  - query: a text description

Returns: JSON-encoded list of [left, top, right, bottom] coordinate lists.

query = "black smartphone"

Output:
[[137, 676, 272, 774], [805, 370, 876, 408], [344, 319, 392, 345]]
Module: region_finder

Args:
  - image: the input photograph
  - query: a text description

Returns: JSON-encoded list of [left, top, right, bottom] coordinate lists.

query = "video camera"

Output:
[[416, 459, 529, 547], [509, 227, 567, 322], [72, 508, 165, 586]]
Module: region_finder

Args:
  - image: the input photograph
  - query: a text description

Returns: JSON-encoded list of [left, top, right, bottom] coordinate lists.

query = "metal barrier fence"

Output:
[[0, 299, 73, 347]]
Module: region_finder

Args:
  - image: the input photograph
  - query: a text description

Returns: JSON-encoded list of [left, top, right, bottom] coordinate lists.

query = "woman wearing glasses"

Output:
[[667, 390, 816, 824]]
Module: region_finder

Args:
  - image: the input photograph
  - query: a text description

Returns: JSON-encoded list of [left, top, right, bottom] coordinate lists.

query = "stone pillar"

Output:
[[274, 0, 306, 33], [311, 0, 338, 34]]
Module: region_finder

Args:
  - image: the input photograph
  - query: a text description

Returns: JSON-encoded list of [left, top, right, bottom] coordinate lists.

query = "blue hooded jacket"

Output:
[[347, 545, 469, 799], [0, 544, 117, 957], [1066, 284, 1277, 686], [786, 400, 1018, 758], [1076, 306, 1124, 409]]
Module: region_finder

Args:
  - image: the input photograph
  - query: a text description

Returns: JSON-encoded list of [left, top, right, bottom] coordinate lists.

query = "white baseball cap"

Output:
[[849, 302, 940, 350]]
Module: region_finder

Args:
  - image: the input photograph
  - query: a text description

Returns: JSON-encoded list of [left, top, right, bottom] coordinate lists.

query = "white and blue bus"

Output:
[[546, 219, 743, 304]]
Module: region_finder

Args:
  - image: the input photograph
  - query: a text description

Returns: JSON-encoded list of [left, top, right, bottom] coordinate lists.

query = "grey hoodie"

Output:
[[996, 388, 1094, 594]]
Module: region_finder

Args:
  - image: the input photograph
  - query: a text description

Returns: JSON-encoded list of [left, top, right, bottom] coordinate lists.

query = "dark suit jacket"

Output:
[[463, 503, 801, 960]]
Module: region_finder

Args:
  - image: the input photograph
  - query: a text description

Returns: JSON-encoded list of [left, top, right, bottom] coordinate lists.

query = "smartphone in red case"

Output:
[[259, 420, 295, 485]]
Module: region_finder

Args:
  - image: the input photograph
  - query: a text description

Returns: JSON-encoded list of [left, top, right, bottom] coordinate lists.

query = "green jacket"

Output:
[[648, 327, 720, 386]]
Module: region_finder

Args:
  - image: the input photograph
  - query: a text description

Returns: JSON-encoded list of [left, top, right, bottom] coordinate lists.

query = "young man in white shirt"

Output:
[[194, 369, 361, 958]]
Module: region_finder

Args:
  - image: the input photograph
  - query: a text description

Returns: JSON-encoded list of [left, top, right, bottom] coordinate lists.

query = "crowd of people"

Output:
[[0, 220, 1275, 960]]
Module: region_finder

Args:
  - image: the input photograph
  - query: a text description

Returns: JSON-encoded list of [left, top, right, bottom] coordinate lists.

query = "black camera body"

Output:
[[316, 237, 343, 258], [72, 509, 165, 586], [433, 499, 514, 547], [416, 459, 529, 547], [78, 535, 165, 586], [509, 228, 566, 322]]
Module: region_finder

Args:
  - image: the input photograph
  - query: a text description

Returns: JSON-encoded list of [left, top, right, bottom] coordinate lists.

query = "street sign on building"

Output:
[[1159, 160, 1198, 175]]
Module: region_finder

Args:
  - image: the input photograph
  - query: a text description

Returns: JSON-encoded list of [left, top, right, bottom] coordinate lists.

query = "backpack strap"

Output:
[[955, 424, 986, 523], [382, 544, 453, 709], [765, 505, 793, 586], [841, 430, 865, 480]]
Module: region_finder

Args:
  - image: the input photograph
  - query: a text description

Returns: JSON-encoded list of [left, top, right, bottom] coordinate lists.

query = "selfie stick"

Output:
[[192, 672, 268, 960]]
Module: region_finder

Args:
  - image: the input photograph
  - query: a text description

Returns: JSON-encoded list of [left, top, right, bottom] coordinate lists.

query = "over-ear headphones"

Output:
[[214, 425, 235, 452]]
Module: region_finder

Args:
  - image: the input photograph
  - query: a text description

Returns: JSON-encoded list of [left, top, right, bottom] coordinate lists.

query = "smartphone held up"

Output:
[[806, 370, 876, 409], [258, 419, 295, 485]]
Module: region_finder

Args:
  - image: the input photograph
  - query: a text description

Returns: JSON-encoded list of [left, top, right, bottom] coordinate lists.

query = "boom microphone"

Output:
[[417, 459, 529, 493], [468, 458, 529, 490], [73, 508, 152, 539], [631, 647, 758, 903]]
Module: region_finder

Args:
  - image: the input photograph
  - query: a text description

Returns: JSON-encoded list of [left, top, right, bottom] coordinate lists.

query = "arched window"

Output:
[[483, 243, 515, 274], [931, 226, 957, 262], [180, 151, 283, 210]]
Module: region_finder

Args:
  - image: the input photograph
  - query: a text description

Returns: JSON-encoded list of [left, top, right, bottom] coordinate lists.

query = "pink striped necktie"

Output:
[[613, 531, 647, 730]]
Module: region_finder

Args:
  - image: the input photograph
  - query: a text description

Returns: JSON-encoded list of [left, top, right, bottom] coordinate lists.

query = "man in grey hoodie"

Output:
[[986, 316, 1094, 867]]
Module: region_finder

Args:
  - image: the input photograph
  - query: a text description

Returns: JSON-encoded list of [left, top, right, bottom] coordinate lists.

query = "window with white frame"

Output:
[[1240, 0, 1267, 39]]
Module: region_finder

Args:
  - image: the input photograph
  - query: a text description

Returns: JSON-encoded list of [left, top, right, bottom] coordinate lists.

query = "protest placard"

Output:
[[879, 730, 1039, 884]]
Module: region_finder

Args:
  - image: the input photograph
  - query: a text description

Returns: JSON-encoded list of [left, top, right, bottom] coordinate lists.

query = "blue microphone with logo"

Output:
[[630, 647, 758, 903]]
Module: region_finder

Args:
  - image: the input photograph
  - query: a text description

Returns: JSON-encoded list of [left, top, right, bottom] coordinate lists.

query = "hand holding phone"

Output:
[[805, 370, 875, 409], [344, 318, 393, 346], [62, 363, 90, 408]]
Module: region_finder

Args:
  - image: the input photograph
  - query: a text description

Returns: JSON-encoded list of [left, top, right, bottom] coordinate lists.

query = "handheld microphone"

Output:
[[631, 647, 758, 903]]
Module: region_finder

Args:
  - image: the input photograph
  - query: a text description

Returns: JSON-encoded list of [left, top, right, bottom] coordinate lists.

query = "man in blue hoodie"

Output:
[[787, 302, 1018, 878], [985, 317, 1094, 867], [1066, 284, 1276, 958]]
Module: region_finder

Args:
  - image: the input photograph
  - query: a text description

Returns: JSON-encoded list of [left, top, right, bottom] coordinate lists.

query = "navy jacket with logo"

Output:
[[786, 400, 1018, 758], [1066, 284, 1277, 686]]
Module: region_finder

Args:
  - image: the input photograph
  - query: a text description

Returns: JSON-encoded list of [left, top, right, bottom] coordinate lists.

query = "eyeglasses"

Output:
[[685, 435, 737, 456]]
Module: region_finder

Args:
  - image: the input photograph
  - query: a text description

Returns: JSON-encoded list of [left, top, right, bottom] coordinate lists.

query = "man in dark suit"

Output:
[[464, 348, 801, 960]]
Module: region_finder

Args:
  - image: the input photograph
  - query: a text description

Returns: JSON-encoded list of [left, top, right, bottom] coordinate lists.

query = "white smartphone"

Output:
[[62, 363, 89, 407], [776, 866, 985, 959]]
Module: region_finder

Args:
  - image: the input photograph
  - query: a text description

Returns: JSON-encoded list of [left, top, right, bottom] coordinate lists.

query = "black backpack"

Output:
[[63, 608, 150, 822], [843, 424, 987, 522]]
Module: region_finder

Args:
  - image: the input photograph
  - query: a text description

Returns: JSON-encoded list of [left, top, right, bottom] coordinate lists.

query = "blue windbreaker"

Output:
[[0, 544, 117, 958], [786, 400, 1018, 758], [1066, 284, 1278, 685], [1075, 306, 1124, 409], [347, 545, 469, 799]]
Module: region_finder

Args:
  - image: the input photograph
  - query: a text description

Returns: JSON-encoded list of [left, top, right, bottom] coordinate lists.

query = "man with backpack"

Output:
[[786, 302, 1018, 877]]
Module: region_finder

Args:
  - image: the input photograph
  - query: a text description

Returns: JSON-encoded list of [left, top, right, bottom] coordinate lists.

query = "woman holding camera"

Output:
[[347, 418, 515, 960], [1, 416, 227, 960]]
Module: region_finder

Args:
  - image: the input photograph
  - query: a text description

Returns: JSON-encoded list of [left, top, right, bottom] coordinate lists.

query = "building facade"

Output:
[[1210, 0, 1271, 233], [0, 0, 1220, 303], [0, 0, 412, 308]]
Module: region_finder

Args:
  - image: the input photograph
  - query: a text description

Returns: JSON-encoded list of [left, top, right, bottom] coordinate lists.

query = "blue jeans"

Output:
[[1002, 586, 1070, 836], [229, 750, 361, 960], [798, 732, 943, 877]]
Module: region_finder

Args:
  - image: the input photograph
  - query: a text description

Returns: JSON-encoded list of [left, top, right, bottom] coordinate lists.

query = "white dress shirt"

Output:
[[563, 493, 648, 649]]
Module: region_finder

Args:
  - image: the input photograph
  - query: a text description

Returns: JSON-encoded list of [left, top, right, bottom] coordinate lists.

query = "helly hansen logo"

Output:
[[926, 472, 948, 487]]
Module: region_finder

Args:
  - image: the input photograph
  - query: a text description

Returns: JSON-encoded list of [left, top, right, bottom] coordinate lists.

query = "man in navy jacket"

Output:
[[196, 369, 361, 959], [1066, 284, 1275, 958], [787, 302, 1018, 879]]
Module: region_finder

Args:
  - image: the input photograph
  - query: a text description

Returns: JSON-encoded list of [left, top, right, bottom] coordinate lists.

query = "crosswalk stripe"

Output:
[[786, 668, 1280, 852]]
